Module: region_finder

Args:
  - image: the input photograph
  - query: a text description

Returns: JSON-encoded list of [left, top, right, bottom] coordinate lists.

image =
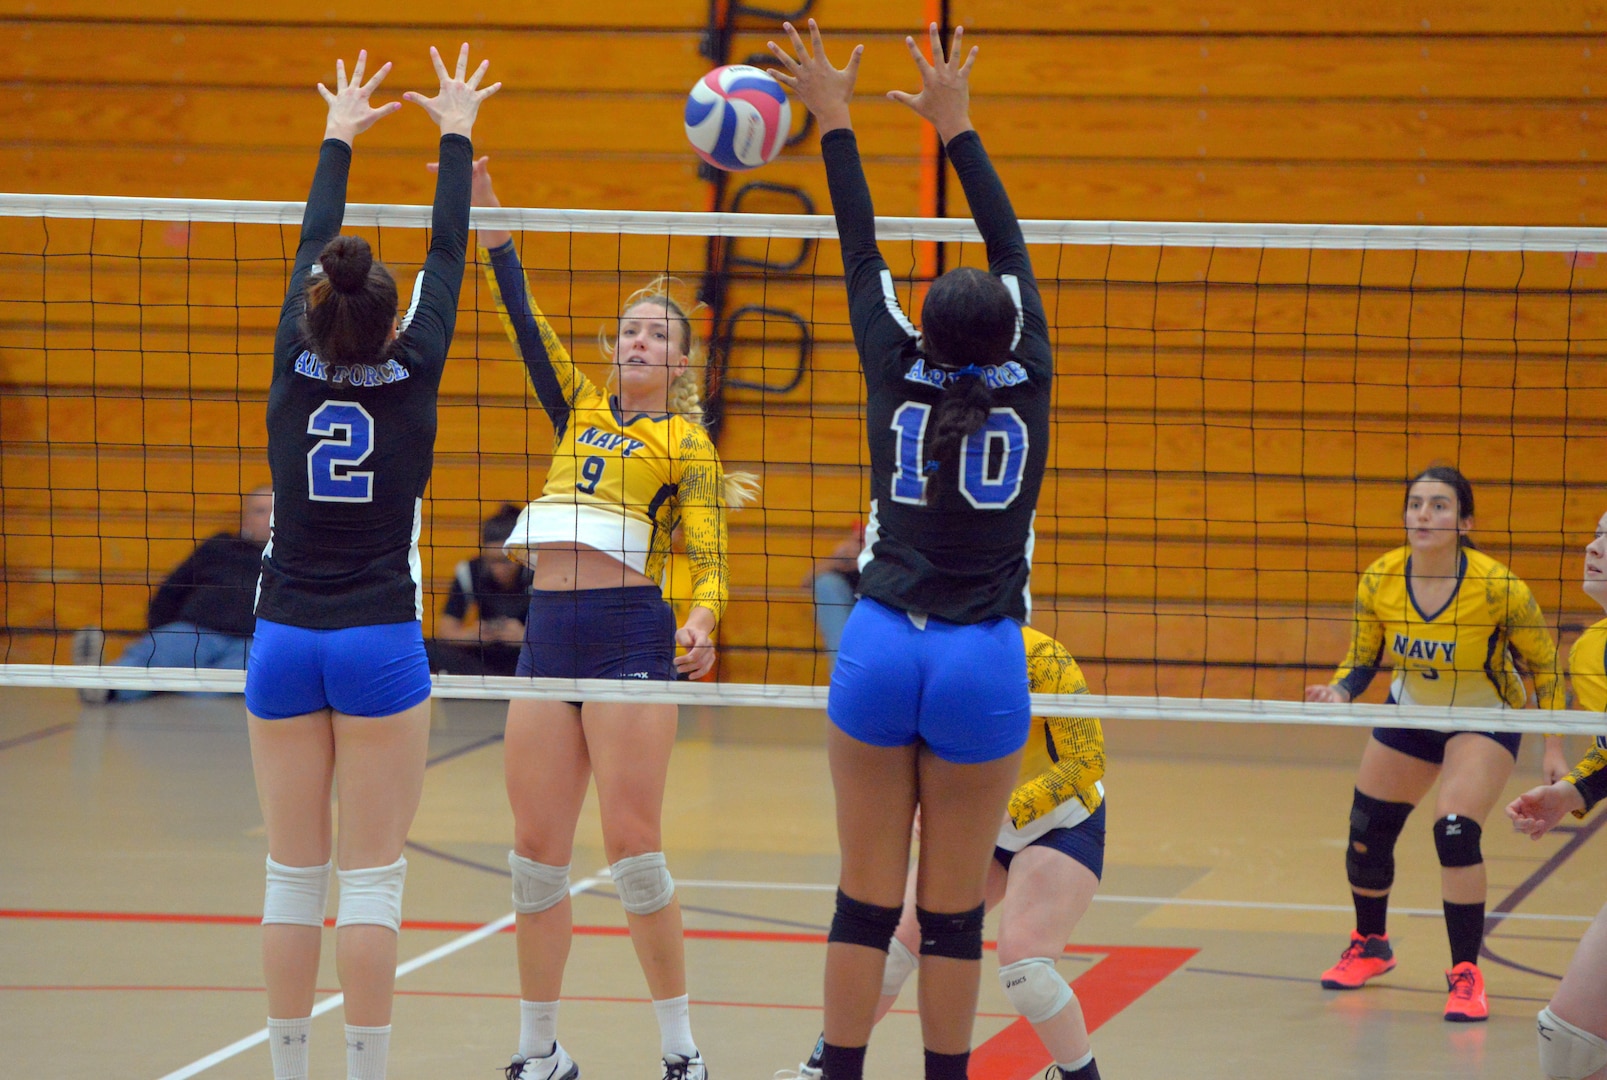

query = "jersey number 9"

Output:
[[576, 455, 606, 495], [307, 400, 375, 503], [890, 402, 1029, 509]]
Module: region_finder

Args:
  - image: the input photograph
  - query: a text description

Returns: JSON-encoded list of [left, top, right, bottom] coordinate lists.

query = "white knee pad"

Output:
[[263, 857, 332, 928], [882, 937, 918, 998], [509, 852, 571, 915], [1539, 1007, 1607, 1080], [611, 852, 675, 915], [336, 857, 407, 932], [999, 957, 1075, 1025]]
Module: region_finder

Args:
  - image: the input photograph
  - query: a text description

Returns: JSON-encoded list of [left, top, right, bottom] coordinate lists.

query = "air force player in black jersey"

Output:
[[770, 22, 1052, 1080], [243, 47, 497, 1080]]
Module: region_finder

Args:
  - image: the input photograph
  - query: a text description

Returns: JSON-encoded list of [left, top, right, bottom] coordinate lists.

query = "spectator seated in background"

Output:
[[426, 504, 533, 676], [73, 484, 273, 704], [810, 521, 865, 670]]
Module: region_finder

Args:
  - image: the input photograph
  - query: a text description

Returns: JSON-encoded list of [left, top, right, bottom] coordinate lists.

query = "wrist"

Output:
[[815, 107, 853, 134], [323, 125, 357, 146], [439, 121, 474, 139], [938, 119, 975, 145]]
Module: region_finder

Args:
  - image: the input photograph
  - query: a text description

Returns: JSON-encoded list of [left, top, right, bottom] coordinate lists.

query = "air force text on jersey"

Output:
[[293, 349, 411, 388]]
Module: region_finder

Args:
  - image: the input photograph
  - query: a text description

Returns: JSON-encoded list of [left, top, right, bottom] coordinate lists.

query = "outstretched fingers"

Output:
[[360, 59, 393, 96]]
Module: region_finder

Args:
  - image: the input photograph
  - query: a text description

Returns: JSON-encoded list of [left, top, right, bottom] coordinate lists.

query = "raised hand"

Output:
[[767, 18, 862, 134], [318, 50, 402, 145], [404, 44, 501, 139], [428, 154, 508, 246], [1506, 782, 1584, 839], [888, 23, 977, 144]]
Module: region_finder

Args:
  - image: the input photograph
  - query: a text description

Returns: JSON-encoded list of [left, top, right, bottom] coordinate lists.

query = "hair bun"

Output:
[[317, 235, 373, 295]]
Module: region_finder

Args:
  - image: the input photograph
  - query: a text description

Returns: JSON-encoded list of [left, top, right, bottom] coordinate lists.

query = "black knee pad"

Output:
[[827, 889, 903, 952], [916, 903, 985, 961], [1346, 789, 1413, 892], [1433, 814, 1483, 868]]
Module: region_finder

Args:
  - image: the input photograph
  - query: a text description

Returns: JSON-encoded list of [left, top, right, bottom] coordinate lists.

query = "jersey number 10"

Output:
[[307, 400, 376, 503], [889, 402, 1029, 509]]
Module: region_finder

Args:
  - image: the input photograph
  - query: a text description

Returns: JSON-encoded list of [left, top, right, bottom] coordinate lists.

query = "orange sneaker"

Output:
[[1443, 961, 1488, 1022], [1320, 931, 1397, 989]]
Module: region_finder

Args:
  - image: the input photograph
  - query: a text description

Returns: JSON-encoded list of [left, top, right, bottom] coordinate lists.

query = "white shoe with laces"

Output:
[[662, 1052, 707, 1080], [72, 627, 110, 704], [774, 1067, 823, 1080], [506, 1042, 579, 1080]]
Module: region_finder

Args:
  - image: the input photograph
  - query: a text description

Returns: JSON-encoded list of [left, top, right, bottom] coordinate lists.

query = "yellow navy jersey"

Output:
[[483, 241, 730, 623], [1564, 617, 1607, 815], [997, 626, 1106, 851], [1331, 545, 1563, 712]]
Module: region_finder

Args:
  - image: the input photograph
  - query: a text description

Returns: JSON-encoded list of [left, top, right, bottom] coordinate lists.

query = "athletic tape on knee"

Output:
[[611, 851, 675, 915], [882, 937, 917, 997], [1538, 1007, 1607, 1080], [1434, 814, 1483, 869], [262, 857, 332, 928], [916, 904, 986, 961], [1346, 789, 1413, 892], [998, 957, 1076, 1025], [335, 857, 407, 932], [509, 852, 571, 915], [828, 889, 903, 952]]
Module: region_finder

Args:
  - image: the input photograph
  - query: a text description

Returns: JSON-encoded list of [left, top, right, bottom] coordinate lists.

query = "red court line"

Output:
[[970, 945, 1198, 1080]]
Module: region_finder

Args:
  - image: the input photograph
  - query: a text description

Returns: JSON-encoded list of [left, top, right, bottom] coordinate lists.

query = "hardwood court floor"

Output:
[[2, 685, 1602, 1079]]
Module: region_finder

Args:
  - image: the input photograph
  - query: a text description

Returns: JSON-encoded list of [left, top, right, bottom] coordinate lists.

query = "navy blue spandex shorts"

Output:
[[516, 586, 677, 683], [1372, 725, 1522, 764], [245, 618, 432, 720], [994, 801, 1107, 881], [827, 596, 1031, 765]]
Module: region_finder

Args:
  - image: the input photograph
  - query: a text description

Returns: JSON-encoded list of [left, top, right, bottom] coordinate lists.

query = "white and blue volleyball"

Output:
[[684, 65, 792, 171]]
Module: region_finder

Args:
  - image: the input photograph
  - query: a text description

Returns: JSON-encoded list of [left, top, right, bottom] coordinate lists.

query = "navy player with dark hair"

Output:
[[243, 46, 497, 1080], [770, 21, 1056, 1080]]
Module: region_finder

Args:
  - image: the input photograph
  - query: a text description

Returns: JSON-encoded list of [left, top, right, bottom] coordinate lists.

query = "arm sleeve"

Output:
[[1009, 638, 1106, 827], [1566, 743, 1607, 816], [674, 426, 730, 625], [442, 560, 473, 620], [481, 240, 593, 432], [275, 139, 353, 370], [1504, 573, 1565, 710], [821, 128, 919, 385], [944, 130, 1051, 374], [146, 545, 202, 629], [390, 133, 474, 377], [1333, 567, 1386, 701]]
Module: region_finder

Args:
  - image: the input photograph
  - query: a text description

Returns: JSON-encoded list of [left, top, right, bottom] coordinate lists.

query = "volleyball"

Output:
[[683, 64, 792, 171]]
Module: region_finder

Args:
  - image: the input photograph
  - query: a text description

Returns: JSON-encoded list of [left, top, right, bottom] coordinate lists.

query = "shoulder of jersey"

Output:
[[1460, 545, 1511, 580], [1365, 546, 1410, 577]]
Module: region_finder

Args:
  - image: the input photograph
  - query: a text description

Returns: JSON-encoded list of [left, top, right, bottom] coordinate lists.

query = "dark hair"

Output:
[[920, 267, 1017, 467], [482, 503, 522, 546], [303, 235, 397, 369], [1405, 465, 1477, 548]]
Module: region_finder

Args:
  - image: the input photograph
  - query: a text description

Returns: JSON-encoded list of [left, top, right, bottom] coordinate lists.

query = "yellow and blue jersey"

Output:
[[1007, 626, 1106, 832], [483, 241, 731, 623], [1331, 545, 1563, 711], [1563, 617, 1607, 814]]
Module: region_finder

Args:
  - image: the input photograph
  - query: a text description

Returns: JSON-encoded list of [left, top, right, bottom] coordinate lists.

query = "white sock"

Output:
[[267, 1017, 311, 1080], [652, 993, 697, 1058], [345, 1023, 390, 1080], [519, 999, 560, 1059]]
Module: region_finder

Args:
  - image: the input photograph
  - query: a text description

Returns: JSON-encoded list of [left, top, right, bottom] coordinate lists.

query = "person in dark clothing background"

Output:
[[73, 483, 273, 703], [427, 503, 533, 676]]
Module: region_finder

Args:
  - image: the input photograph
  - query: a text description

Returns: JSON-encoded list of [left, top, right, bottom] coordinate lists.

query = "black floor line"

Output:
[[0, 722, 75, 754], [424, 730, 504, 769], [1478, 810, 1607, 981]]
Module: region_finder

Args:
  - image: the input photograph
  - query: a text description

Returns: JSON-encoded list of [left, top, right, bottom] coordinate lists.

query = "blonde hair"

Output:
[[600, 275, 759, 510]]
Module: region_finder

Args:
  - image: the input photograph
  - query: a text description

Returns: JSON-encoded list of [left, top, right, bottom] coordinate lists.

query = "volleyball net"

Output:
[[1, 193, 1603, 732]]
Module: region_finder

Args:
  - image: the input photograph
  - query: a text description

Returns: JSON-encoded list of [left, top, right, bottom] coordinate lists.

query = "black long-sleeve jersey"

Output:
[[823, 128, 1052, 625], [148, 531, 266, 635], [255, 134, 473, 628]]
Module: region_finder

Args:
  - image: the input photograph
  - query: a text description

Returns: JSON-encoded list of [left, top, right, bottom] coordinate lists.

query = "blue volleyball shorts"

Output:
[[245, 618, 432, 720], [827, 596, 1031, 765]]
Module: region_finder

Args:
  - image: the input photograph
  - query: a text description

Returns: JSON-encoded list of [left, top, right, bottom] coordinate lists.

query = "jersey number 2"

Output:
[[890, 402, 1029, 509], [307, 400, 375, 503]]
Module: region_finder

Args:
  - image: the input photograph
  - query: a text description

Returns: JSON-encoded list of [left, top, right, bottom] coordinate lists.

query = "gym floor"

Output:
[[1, 686, 1599, 1079]]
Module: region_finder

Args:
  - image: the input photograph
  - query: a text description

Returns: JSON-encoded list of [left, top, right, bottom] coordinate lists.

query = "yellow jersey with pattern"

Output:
[[483, 241, 730, 623], [1330, 545, 1563, 712], [1007, 626, 1106, 832], [1564, 618, 1607, 814]]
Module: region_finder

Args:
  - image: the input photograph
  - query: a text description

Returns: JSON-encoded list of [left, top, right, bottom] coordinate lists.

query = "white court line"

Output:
[[671, 878, 1597, 924], [156, 873, 606, 1080]]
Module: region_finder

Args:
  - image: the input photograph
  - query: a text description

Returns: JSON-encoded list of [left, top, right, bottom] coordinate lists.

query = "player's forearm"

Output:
[[299, 139, 352, 256]]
